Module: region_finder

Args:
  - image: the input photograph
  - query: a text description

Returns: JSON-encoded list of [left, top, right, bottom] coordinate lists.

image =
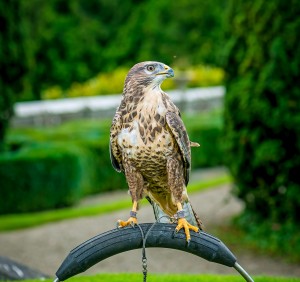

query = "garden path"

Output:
[[0, 167, 299, 278]]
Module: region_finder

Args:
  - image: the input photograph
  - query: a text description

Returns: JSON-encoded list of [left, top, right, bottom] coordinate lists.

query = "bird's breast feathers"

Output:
[[117, 88, 175, 160]]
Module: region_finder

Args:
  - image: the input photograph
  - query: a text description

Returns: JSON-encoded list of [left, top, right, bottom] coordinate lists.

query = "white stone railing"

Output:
[[12, 86, 225, 127]]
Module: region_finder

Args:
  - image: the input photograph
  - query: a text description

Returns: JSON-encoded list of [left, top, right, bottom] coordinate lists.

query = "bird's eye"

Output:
[[146, 65, 155, 72]]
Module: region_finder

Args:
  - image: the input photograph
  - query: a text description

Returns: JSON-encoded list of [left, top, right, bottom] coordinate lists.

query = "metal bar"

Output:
[[234, 262, 254, 282]]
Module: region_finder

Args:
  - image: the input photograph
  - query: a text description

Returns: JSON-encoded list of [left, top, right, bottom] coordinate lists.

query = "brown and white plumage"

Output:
[[110, 61, 202, 241]]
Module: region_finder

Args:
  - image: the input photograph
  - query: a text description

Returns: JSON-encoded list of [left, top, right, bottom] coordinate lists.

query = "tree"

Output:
[[223, 0, 300, 228], [0, 0, 27, 150]]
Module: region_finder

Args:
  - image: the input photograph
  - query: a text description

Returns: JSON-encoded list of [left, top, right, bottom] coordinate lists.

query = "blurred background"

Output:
[[0, 0, 299, 278]]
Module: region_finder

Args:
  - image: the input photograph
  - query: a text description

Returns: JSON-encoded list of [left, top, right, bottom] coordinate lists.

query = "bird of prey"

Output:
[[110, 61, 203, 242]]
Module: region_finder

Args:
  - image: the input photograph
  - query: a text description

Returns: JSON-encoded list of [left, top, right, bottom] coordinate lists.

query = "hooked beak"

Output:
[[166, 68, 174, 78], [156, 66, 174, 78]]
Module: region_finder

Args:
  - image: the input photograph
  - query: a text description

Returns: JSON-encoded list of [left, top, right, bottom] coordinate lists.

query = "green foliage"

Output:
[[190, 127, 223, 168], [0, 139, 128, 214], [42, 66, 225, 99], [186, 66, 225, 88], [234, 213, 300, 263], [223, 0, 300, 251], [0, 0, 28, 150], [80, 139, 128, 195], [15, 0, 225, 101], [7, 120, 128, 191], [0, 143, 83, 214], [1, 113, 223, 214], [185, 111, 224, 168]]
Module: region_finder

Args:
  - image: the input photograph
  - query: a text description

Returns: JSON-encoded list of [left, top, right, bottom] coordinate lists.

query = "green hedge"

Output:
[[1, 114, 223, 214], [190, 126, 223, 168], [78, 139, 128, 195], [0, 143, 83, 214]]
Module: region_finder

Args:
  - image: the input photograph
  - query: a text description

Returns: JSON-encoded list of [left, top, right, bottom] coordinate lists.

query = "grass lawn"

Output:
[[0, 174, 231, 232], [27, 273, 300, 282]]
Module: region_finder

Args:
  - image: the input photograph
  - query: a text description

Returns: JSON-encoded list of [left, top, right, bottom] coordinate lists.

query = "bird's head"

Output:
[[124, 61, 174, 92]]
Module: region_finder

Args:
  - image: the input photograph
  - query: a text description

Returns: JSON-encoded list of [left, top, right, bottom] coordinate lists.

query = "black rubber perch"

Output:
[[55, 223, 253, 282]]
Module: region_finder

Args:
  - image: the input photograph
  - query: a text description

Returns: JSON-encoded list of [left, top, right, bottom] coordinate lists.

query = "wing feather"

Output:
[[109, 112, 123, 172], [166, 112, 191, 185]]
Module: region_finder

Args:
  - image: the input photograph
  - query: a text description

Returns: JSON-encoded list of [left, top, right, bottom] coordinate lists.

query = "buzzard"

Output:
[[110, 61, 203, 242]]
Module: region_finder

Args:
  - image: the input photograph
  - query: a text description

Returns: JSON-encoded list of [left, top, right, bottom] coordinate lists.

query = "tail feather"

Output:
[[190, 203, 204, 230], [146, 196, 170, 223]]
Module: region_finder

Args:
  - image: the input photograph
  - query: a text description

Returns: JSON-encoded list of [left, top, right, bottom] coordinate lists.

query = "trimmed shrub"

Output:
[[190, 126, 223, 168], [77, 139, 128, 195], [184, 111, 223, 168], [0, 143, 83, 214], [41, 65, 225, 100], [1, 113, 223, 214]]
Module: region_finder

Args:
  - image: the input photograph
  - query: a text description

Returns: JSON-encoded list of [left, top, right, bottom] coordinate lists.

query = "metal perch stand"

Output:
[[53, 223, 254, 282]]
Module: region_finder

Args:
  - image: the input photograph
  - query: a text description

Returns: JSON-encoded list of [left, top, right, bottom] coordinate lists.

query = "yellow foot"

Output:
[[117, 217, 138, 228], [175, 218, 199, 242]]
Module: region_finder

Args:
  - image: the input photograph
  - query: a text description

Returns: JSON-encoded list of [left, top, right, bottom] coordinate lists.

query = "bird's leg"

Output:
[[167, 158, 199, 242], [117, 201, 138, 228], [175, 202, 199, 243], [117, 161, 144, 228]]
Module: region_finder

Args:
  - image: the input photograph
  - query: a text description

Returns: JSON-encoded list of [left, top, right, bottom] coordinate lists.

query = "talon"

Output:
[[186, 239, 191, 247], [117, 217, 138, 228], [175, 217, 199, 242]]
